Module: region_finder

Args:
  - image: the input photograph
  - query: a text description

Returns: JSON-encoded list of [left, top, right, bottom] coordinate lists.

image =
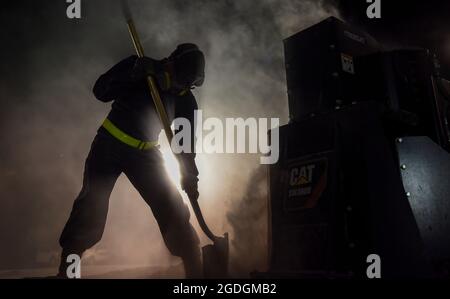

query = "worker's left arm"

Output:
[[174, 92, 199, 200]]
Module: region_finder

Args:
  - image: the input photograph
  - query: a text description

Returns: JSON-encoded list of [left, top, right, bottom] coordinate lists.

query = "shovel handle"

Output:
[[125, 19, 174, 144]]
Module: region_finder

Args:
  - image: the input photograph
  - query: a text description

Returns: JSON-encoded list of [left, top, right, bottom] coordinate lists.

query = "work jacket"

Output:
[[93, 55, 199, 180]]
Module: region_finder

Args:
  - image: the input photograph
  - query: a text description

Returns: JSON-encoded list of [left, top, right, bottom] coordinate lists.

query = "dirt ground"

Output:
[[0, 263, 185, 279]]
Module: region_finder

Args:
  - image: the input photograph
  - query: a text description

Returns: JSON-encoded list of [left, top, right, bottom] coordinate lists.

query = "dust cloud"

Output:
[[0, 0, 339, 276]]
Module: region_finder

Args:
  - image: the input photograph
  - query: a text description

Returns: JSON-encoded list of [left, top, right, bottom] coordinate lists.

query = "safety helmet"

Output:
[[169, 43, 205, 88]]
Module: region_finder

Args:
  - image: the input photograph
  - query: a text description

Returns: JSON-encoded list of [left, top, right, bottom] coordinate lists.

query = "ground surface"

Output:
[[0, 263, 185, 279]]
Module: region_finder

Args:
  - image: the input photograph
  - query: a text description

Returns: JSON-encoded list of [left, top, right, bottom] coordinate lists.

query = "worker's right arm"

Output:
[[93, 55, 139, 102]]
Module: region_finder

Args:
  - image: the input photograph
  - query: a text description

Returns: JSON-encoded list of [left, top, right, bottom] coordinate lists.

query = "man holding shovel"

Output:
[[57, 43, 206, 278]]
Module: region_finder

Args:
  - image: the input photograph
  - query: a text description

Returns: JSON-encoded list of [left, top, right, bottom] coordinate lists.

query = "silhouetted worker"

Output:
[[57, 43, 205, 278]]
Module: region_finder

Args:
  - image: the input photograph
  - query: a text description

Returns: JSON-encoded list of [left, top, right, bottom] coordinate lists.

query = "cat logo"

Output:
[[284, 158, 328, 212], [290, 165, 315, 186]]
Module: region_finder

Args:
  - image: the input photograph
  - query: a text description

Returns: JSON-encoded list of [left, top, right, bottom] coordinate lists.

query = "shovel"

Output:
[[121, 0, 229, 278]]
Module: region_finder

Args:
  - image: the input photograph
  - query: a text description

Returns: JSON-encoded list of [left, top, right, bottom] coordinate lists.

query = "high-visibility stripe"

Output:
[[102, 118, 158, 150]]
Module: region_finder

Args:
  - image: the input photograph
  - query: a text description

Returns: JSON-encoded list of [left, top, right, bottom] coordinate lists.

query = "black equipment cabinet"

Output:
[[284, 16, 380, 121], [284, 17, 450, 152], [266, 17, 450, 279], [269, 103, 436, 278]]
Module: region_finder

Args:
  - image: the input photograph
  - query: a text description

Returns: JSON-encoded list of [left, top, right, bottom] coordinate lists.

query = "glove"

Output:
[[131, 57, 156, 80], [176, 153, 199, 200], [132, 57, 172, 91], [181, 175, 199, 201]]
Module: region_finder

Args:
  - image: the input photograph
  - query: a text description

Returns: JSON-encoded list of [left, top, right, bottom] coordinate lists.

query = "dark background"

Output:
[[0, 0, 449, 276]]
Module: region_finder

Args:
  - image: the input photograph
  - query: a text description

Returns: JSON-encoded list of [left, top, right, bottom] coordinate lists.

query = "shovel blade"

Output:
[[202, 233, 229, 278]]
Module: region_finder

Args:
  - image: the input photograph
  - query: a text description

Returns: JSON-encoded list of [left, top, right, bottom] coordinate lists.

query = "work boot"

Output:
[[182, 251, 203, 279]]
